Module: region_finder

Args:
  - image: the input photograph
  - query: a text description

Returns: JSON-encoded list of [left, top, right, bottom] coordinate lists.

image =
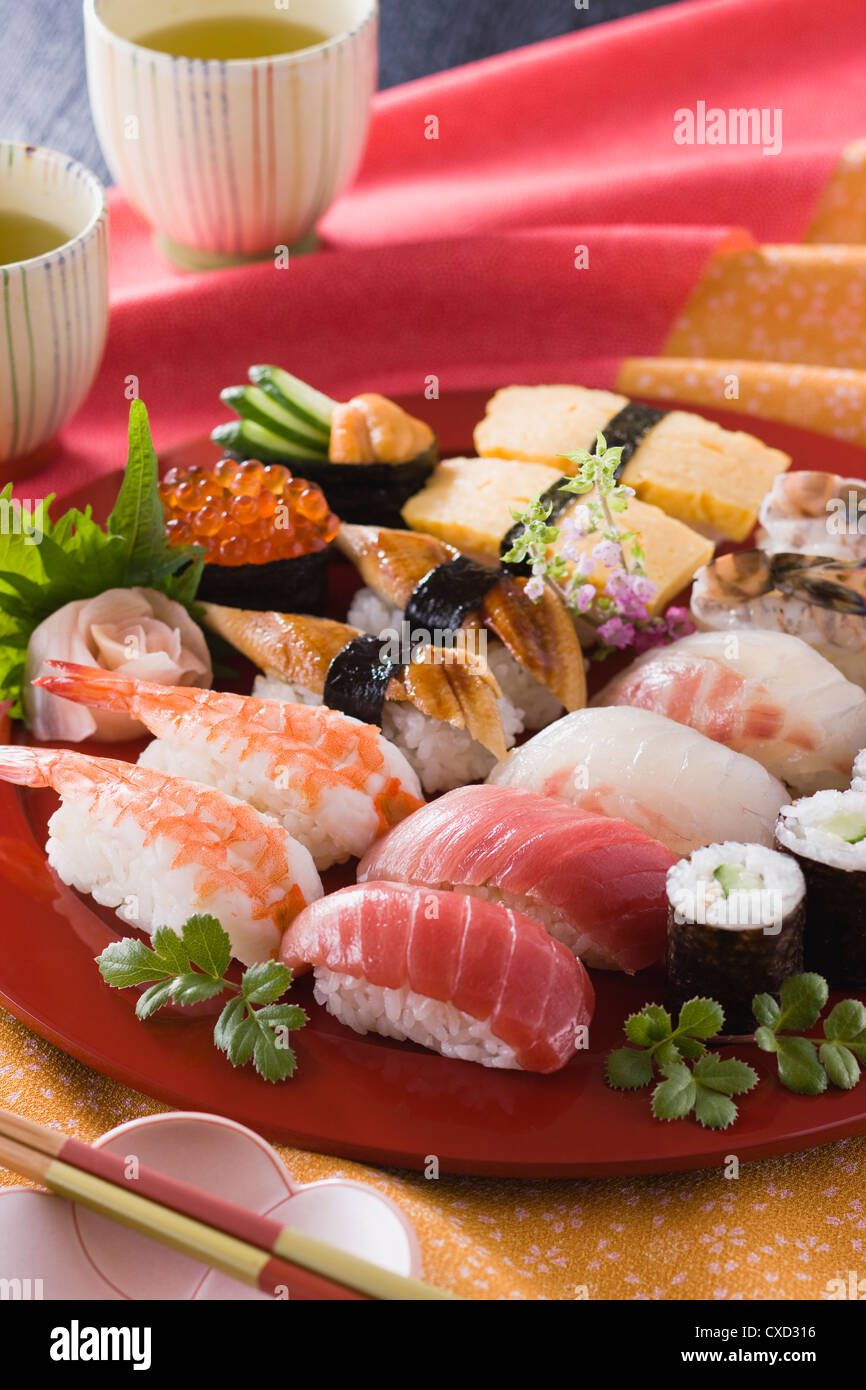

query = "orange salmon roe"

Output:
[[160, 457, 339, 567]]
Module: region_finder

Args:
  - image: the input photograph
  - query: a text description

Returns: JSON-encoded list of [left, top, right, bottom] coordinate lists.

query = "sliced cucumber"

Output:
[[211, 419, 326, 463], [248, 365, 336, 436], [820, 811, 866, 844], [713, 864, 765, 897], [220, 385, 329, 457]]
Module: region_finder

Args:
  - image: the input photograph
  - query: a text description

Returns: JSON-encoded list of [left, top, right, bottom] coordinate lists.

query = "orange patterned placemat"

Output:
[[2, 1009, 863, 1301]]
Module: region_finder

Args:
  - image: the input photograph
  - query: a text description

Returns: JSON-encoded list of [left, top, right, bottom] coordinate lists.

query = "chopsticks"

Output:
[[0, 1108, 457, 1301]]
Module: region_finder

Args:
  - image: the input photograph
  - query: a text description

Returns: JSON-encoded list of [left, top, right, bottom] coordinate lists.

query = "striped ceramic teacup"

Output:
[[0, 143, 109, 480], [84, 0, 378, 270]]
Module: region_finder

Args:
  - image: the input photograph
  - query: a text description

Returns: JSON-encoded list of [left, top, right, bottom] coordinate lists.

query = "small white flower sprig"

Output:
[[502, 431, 694, 660]]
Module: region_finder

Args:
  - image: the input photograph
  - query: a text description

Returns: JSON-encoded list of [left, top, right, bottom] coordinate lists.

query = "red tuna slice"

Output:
[[357, 785, 677, 973], [279, 881, 594, 1073]]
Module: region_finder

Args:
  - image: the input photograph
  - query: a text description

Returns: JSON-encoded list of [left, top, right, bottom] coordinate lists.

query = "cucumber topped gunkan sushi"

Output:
[[212, 366, 438, 528]]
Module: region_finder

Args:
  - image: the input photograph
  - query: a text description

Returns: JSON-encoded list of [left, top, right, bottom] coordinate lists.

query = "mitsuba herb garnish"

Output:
[[96, 914, 306, 1083]]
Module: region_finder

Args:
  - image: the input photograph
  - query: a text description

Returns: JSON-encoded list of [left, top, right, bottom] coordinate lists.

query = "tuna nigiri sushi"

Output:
[[35, 662, 423, 869], [357, 785, 676, 972], [280, 882, 594, 1072], [594, 630, 866, 793], [0, 746, 323, 965], [487, 708, 787, 856]]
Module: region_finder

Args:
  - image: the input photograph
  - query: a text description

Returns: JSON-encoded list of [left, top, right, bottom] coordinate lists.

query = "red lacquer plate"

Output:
[[3, 390, 866, 1178]]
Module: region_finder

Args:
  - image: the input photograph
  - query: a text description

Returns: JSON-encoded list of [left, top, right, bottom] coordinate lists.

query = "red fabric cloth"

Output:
[[20, 0, 866, 498]]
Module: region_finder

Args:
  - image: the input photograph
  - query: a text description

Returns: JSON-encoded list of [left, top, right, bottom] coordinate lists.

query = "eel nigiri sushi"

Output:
[[34, 662, 423, 869], [357, 785, 676, 972], [691, 550, 866, 689], [201, 603, 515, 793], [0, 746, 323, 965], [757, 471, 866, 562], [336, 521, 585, 726], [594, 630, 866, 793], [280, 882, 594, 1072], [487, 707, 788, 857]]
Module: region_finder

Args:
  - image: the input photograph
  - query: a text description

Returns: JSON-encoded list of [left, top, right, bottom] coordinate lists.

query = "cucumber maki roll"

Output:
[[775, 789, 866, 987], [212, 367, 437, 529], [665, 842, 806, 1035]]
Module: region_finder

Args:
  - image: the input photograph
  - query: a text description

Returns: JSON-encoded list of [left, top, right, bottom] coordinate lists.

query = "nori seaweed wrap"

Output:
[[276, 444, 438, 530], [195, 549, 330, 613], [775, 789, 866, 988], [665, 842, 806, 1035]]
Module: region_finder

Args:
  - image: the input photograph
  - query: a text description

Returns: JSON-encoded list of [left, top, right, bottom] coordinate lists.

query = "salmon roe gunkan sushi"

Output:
[[160, 459, 339, 567]]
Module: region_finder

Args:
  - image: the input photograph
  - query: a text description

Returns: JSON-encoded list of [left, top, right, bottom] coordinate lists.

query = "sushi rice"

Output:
[[666, 842, 805, 930], [314, 971, 519, 1068], [253, 671, 524, 794], [138, 735, 416, 870], [776, 788, 866, 870]]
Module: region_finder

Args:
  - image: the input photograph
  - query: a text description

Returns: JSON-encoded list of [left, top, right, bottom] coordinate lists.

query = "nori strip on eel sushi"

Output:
[[404, 556, 501, 635], [500, 402, 667, 569], [323, 633, 396, 726]]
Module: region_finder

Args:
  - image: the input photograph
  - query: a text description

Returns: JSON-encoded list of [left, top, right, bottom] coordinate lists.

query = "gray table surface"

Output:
[[0, 0, 681, 183]]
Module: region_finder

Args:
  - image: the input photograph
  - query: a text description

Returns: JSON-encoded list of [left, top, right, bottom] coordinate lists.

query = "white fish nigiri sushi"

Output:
[[594, 630, 866, 793], [487, 708, 787, 857], [35, 662, 423, 869], [0, 746, 323, 965], [280, 882, 594, 1073]]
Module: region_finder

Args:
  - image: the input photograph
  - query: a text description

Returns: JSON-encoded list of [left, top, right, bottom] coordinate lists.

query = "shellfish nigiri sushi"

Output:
[[358, 785, 676, 973], [0, 746, 323, 965], [35, 662, 423, 869], [594, 630, 866, 793], [487, 707, 787, 857], [201, 603, 514, 794], [280, 882, 595, 1073], [691, 550, 866, 690], [757, 471, 866, 562]]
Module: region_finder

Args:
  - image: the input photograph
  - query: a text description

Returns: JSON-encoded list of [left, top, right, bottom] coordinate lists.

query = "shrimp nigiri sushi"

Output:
[[0, 746, 323, 965], [487, 708, 787, 857], [35, 662, 423, 869], [594, 630, 866, 793], [280, 882, 594, 1072], [357, 785, 676, 972]]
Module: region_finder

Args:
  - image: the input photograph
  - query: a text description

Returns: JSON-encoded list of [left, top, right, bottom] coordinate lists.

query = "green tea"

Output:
[[135, 15, 328, 61], [0, 211, 70, 265]]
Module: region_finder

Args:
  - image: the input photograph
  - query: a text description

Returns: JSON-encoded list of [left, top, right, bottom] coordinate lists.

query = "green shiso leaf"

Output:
[[0, 401, 205, 719]]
